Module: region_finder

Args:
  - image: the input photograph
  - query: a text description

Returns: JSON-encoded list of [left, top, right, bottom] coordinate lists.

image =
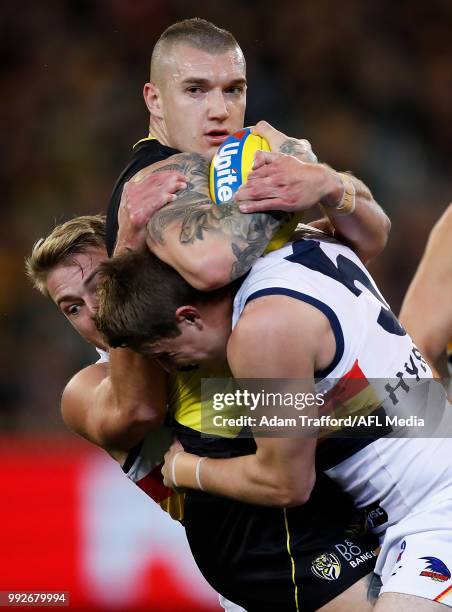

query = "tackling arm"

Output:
[[141, 152, 288, 291], [237, 122, 390, 265], [319, 172, 390, 264], [162, 296, 336, 506], [61, 347, 168, 462]]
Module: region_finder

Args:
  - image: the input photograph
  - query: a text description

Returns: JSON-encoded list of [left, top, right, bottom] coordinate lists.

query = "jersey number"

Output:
[[286, 241, 406, 336]]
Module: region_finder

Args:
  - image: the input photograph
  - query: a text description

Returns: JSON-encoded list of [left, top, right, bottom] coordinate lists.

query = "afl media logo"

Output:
[[311, 553, 342, 581]]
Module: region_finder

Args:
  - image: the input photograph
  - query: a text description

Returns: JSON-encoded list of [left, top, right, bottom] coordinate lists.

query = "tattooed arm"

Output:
[[126, 129, 317, 290], [120, 122, 388, 289], [130, 153, 290, 291]]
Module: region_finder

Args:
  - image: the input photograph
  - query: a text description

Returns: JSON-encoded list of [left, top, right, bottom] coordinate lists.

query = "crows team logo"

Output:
[[311, 553, 342, 581], [419, 557, 451, 582]]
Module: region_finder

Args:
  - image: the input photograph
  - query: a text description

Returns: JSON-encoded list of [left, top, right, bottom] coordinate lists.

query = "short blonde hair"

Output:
[[151, 18, 244, 80], [25, 215, 106, 296]]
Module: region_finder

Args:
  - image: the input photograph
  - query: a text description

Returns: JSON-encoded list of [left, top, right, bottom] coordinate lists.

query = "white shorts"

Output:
[[376, 497, 452, 606]]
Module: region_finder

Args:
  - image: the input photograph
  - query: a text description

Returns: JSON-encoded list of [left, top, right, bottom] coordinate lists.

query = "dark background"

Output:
[[2, 0, 451, 432]]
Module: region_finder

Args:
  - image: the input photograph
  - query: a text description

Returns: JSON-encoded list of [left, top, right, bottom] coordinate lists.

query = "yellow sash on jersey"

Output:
[[169, 367, 245, 438], [160, 491, 185, 522]]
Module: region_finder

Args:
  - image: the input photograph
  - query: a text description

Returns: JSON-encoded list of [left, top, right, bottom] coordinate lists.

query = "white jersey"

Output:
[[232, 237, 452, 536], [233, 236, 431, 384]]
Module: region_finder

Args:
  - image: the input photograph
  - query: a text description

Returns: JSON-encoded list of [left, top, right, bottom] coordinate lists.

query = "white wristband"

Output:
[[171, 451, 184, 488], [195, 457, 207, 491]]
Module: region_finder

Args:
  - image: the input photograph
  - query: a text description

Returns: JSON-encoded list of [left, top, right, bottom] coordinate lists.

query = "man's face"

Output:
[[46, 247, 107, 349], [150, 44, 247, 159], [142, 307, 231, 372]]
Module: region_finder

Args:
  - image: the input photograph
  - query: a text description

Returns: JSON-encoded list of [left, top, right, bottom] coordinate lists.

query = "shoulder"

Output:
[[228, 294, 334, 377], [235, 293, 333, 341], [132, 151, 208, 183], [132, 138, 180, 164], [116, 140, 182, 185], [106, 139, 181, 250], [63, 362, 108, 393], [61, 363, 108, 435]]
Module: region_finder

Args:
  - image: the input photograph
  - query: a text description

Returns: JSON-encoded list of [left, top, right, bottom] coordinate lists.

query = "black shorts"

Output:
[[184, 472, 378, 612]]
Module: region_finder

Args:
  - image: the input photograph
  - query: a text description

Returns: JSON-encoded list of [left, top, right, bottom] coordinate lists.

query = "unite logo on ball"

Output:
[[209, 128, 270, 204]]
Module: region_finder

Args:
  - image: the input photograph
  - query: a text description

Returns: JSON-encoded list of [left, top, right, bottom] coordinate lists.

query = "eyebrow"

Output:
[[181, 77, 247, 87], [56, 294, 81, 308]]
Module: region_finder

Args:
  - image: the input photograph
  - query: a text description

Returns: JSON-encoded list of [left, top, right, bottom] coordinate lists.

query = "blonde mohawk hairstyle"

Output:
[[25, 214, 106, 296]]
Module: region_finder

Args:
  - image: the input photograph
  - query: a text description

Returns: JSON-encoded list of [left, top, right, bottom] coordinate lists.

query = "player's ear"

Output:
[[175, 306, 202, 329], [143, 82, 164, 118]]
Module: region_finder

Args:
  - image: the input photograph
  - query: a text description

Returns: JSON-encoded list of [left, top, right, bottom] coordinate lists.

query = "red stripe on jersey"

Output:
[[136, 464, 174, 503], [322, 359, 369, 414], [342, 360, 366, 380], [435, 584, 452, 602]]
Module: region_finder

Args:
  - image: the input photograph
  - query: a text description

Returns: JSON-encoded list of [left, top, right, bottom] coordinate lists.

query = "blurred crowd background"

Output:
[[1, 0, 452, 430]]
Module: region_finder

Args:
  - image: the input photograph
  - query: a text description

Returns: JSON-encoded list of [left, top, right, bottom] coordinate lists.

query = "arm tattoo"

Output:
[[145, 152, 290, 281], [279, 138, 318, 163]]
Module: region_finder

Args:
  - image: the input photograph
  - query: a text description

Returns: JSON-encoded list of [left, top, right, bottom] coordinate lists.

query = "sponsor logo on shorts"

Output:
[[311, 553, 341, 581], [335, 539, 377, 569], [365, 500, 388, 530], [419, 557, 451, 582]]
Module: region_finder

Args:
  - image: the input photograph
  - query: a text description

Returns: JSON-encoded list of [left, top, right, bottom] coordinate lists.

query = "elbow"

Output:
[[132, 402, 165, 428], [371, 212, 391, 258], [381, 212, 392, 241], [272, 488, 310, 508], [184, 262, 232, 291], [271, 472, 316, 508], [380, 213, 392, 247], [117, 401, 165, 431], [357, 213, 392, 264]]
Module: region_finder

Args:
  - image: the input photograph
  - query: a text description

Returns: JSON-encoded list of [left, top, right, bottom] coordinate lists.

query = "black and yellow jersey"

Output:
[[168, 365, 256, 459], [106, 137, 179, 256]]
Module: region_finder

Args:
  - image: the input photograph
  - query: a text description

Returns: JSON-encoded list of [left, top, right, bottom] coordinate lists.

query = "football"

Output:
[[209, 128, 270, 204]]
